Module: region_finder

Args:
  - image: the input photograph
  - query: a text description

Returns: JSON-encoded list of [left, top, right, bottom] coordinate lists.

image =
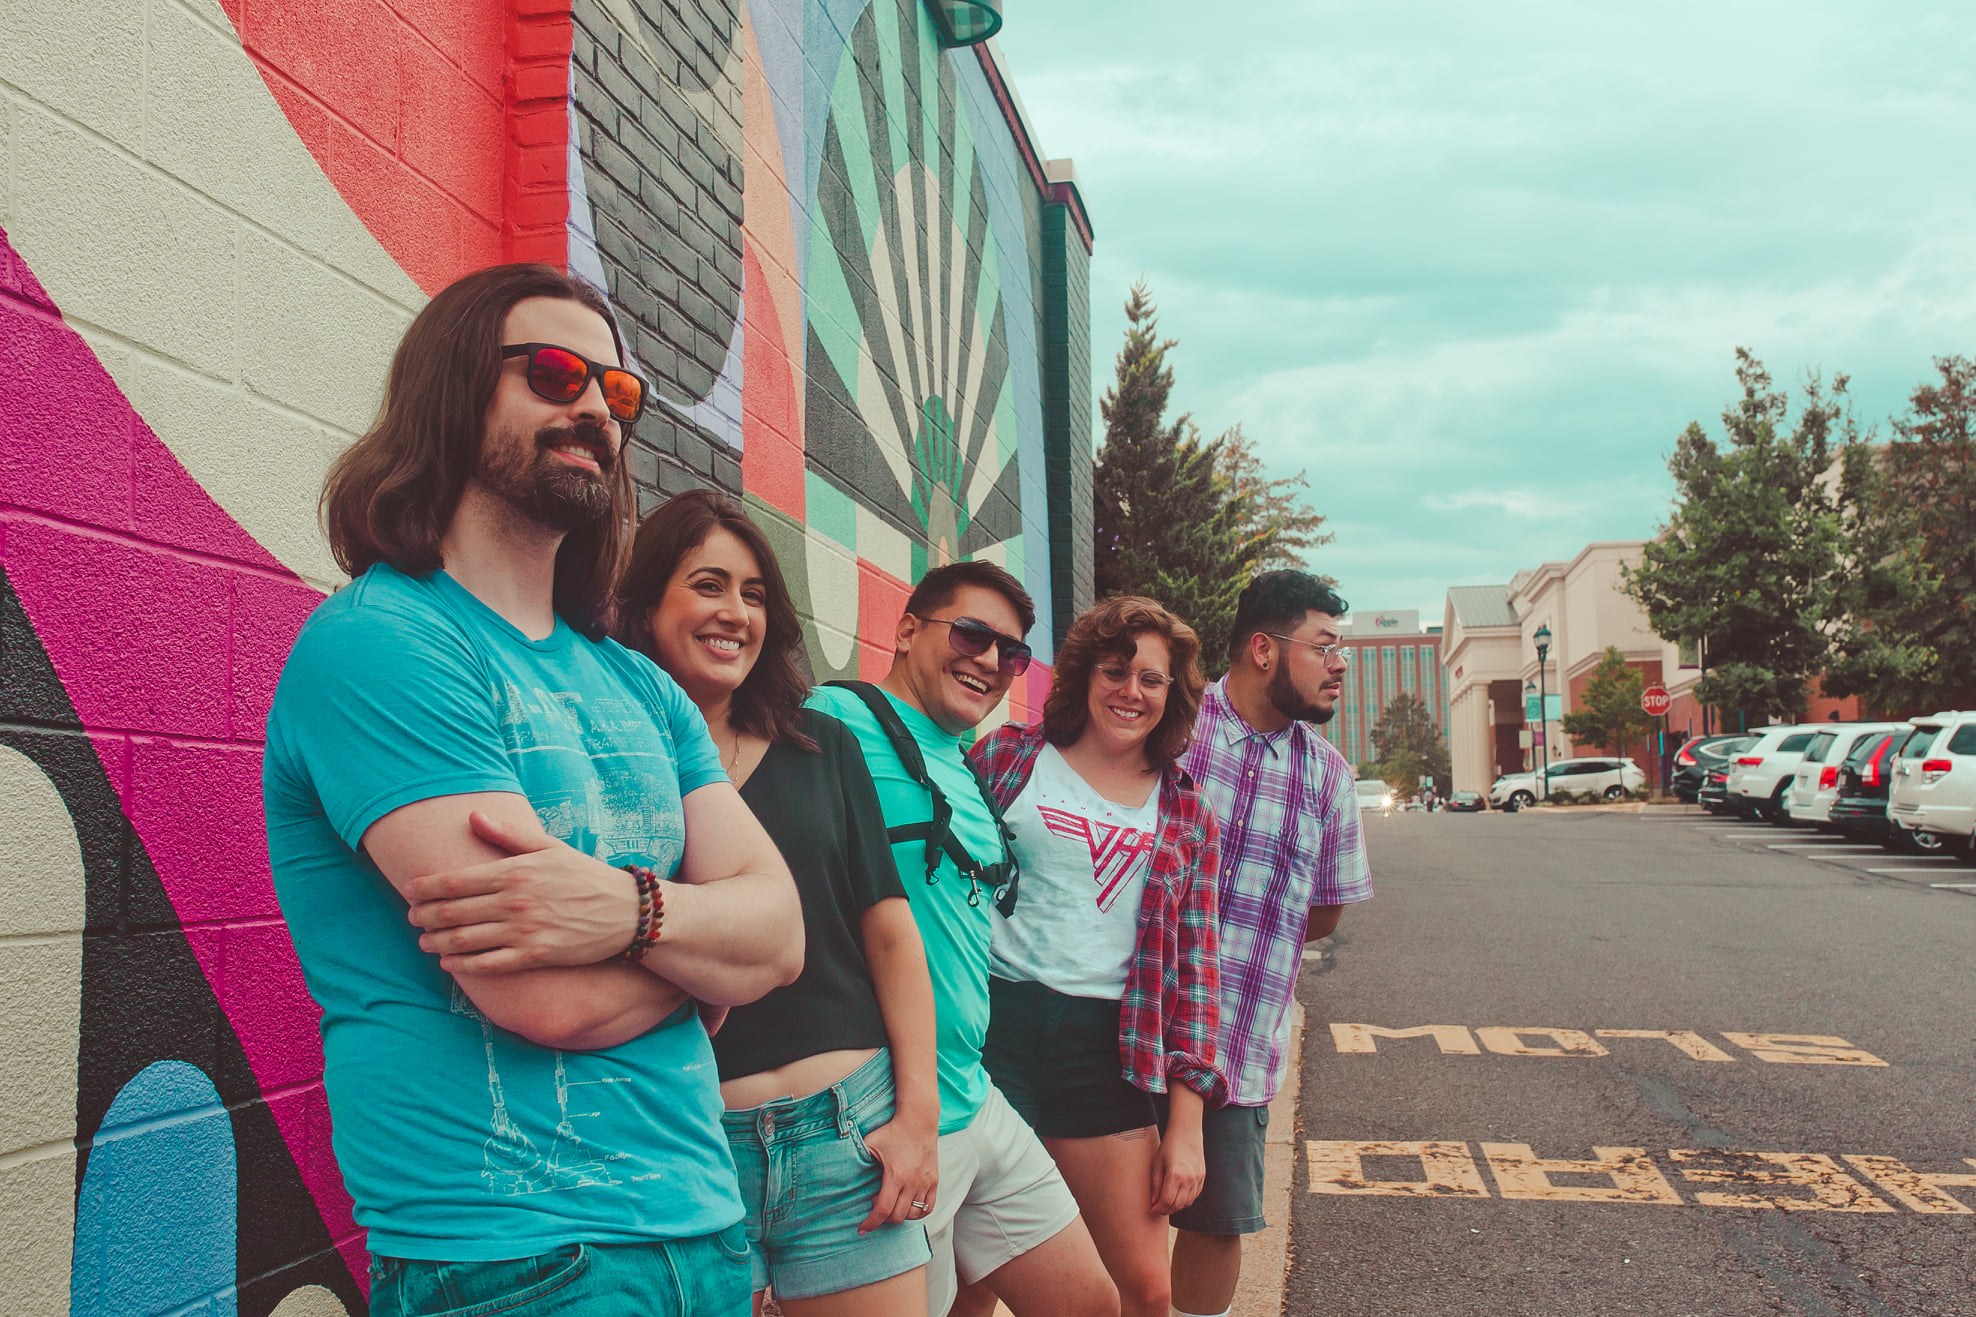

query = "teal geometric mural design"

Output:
[[804, 0, 1025, 579]]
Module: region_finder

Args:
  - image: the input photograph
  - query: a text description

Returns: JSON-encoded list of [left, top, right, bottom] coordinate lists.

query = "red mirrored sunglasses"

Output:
[[502, 343, 648, 424]]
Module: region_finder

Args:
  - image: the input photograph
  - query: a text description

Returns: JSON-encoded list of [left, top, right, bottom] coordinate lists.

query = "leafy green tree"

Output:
[[1560, 647, 1657, 756], [1378, 748, 1425, 802], [1093, 282, 1264, 672], [1366, 692, 1452, 791], [1622, 349, 1859, 728], [1216, 424, 1333, 575], [1825, 356, 1976, 713]]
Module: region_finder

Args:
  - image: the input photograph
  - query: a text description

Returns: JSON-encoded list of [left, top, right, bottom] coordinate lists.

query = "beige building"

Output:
[[1442, 542, 1701, 794]]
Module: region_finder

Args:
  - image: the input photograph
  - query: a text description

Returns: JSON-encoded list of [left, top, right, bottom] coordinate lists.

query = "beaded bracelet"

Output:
[[620, 864, 665, 962]]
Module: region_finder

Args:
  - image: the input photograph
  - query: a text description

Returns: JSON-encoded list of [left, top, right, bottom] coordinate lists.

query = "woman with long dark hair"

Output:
[[617, 490, 938, 1317], [968, 596, 1225, 1317]]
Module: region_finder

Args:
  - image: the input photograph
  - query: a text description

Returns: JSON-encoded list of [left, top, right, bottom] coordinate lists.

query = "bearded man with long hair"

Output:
[[263, 263, 801, 1316]]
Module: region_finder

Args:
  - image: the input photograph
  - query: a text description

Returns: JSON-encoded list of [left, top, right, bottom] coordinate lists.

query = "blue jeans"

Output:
[[368, 1226, 751, 1317], [723, 1049, 931, 1300]]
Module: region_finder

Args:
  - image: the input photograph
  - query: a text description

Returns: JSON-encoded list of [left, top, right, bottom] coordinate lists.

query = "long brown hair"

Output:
[[321, 263, 634, 637], [616, 490, 818, 751], [1043, 596, 1205, 768]]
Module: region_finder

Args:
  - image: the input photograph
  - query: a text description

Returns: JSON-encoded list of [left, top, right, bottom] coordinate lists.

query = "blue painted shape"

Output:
[[71, 1061, 238, 1317]]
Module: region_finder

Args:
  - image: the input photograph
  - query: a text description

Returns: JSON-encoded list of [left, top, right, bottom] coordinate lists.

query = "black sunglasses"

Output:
[[913, 614, 1032, 676], [502, 343, 648, 424]]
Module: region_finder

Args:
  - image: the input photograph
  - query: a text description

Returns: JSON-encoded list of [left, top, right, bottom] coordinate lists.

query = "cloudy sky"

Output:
[[993, 1, 1976, 618]]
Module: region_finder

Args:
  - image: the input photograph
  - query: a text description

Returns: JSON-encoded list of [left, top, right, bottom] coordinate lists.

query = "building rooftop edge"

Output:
[[975, 39, 1094, 250]]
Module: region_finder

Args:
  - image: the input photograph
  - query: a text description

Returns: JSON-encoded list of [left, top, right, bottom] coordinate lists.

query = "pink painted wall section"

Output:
[[0, 226, 362, 1284]]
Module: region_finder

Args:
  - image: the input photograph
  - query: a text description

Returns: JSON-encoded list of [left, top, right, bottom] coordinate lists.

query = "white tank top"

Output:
[[989, 744, 1161, 998]]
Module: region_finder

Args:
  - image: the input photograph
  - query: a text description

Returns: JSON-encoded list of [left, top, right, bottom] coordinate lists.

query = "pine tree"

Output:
[[1217, 424, 1334, 574], [1093, 282, 1262, 672]]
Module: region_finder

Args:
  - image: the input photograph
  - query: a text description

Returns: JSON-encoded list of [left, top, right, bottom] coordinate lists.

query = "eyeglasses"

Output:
[[1096, 664, 1171, 692], [913, 614, 1032, 676], [1265, 633, 1350, 663], [502, 343, 648, 424]]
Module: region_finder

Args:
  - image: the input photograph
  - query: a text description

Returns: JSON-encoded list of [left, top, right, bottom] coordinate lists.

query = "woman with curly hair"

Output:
[[966, 596, 1225, 1317], [617, 490, 938, 1317]]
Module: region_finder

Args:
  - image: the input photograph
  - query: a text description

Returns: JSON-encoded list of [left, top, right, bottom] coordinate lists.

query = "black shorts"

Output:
[[1159, 1098, 1270, 1235], [981, 977, 1159, 1139]]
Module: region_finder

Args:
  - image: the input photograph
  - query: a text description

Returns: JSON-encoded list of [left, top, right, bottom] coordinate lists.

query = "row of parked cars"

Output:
[[1675, 712, 1976, 854]]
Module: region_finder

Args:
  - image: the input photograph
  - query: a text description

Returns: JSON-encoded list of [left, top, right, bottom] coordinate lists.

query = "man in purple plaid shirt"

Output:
[[1168, 571, 1372, 1317]]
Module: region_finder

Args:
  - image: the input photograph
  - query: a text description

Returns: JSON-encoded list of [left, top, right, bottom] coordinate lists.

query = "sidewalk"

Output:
[[1230, 999, 1304, 1317]]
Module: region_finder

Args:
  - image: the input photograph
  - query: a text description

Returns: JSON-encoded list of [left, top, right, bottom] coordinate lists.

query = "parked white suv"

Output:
[[1887, 711, 1976, 848], [1786, 722, 1905, 825], [1489, 757, 1645, 810], [1726, 725, 1823, 822]]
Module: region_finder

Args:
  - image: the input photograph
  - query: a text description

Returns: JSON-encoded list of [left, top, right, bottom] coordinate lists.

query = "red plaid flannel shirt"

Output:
[[970, 722, 1227, 1104]]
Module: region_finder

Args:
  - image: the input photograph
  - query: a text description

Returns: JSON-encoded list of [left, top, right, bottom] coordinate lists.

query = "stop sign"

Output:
[[1641, 685, 1672, 717]]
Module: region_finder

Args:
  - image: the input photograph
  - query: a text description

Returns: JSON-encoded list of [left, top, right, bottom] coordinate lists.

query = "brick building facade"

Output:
[[1319, 609, 1449, 773]]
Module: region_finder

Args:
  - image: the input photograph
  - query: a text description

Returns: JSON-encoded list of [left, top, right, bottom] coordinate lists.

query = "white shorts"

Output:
[[924, 1084, 1082, 1317]]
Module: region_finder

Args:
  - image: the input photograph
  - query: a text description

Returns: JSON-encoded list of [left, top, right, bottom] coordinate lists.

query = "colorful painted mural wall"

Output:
[[0, 2, 1092, 1313]]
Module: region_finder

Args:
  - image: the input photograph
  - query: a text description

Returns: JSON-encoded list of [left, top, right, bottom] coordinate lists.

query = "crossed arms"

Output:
[[364, 784, 803, 1051]]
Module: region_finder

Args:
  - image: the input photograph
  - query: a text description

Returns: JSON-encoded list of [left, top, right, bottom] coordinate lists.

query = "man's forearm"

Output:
[[459, 961, 688, 1051], [1305, 903, 1344, 942], [637, 869, 804, 1005]]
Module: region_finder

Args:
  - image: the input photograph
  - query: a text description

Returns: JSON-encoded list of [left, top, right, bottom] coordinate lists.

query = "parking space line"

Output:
[[1767, 843, 1883, 851], [1928, 883, 1976, 890], [1866, 867, 1973, 875]]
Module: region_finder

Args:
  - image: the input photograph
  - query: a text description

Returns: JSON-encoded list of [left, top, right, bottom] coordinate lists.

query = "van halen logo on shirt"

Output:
[[1035, 806, 1160, 910]]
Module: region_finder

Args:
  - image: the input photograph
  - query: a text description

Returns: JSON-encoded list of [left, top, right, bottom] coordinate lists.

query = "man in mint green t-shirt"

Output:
[[808, 561, 1116, 1317], [264, 264, 801, 1316]]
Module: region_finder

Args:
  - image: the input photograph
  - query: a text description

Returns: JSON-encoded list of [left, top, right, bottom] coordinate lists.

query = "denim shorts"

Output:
[[722, 1048, 932, 1300], [367, 1226, 751, 1317]]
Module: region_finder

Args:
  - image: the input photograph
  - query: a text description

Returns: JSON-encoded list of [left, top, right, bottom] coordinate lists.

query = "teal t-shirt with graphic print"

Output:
[[263, 564, 740, 1260], [805, 683, 1005, 1134]]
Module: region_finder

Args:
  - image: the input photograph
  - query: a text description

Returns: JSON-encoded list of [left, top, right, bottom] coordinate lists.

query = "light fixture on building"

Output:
[[927, 0, 1002, 46]]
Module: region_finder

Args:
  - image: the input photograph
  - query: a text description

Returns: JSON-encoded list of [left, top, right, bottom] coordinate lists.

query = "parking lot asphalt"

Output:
[[1284, 807, 1976, 1317]]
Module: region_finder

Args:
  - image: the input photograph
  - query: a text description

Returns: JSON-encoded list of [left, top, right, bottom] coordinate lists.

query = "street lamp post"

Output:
[[1534, 622, 1552, 802], [1523, 680, 1537, 773]]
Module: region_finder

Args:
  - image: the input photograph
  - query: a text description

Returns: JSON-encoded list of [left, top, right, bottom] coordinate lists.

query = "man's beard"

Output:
[[1268, 661, 1336, 725], [477, 421, 617, 533]]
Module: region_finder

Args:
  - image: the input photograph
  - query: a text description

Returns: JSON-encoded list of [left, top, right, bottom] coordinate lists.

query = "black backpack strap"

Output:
[[826, 680, 1019, 911], [960, 744, 1022, 917], [824, 681, 950, 884]]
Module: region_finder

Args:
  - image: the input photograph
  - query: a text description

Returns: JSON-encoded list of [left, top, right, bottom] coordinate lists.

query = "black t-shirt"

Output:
[[713, 708, 906, 1080]]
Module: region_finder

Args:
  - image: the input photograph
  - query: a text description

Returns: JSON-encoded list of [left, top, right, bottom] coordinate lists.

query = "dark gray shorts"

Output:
[[1160, 1099, 1270, 1235]]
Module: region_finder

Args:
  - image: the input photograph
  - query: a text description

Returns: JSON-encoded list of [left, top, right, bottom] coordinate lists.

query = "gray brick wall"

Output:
[[1043, 204, 1094, 641], [570, 0, 745, 510]]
